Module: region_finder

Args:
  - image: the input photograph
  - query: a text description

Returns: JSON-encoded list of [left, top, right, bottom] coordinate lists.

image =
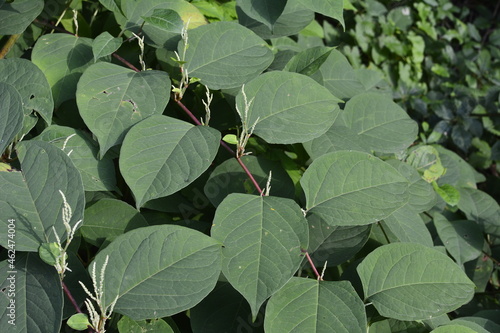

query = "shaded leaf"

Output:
[[283, 46, 333, 77], [457, 187, 500, 237], [297, 0, 344, 28]]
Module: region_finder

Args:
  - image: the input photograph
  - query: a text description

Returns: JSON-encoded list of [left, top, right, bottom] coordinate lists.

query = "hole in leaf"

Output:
[[29, 94, 35, 99]]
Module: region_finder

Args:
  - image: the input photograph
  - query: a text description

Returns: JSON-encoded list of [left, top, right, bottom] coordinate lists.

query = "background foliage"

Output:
[[0, 0, 499, 332]]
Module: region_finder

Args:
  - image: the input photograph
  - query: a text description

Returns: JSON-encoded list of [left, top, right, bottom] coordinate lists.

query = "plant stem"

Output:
[[302, 249, 322, 280], [63, 281, 82, 313], [482, 250, 500, 267], [112, 53, 140, 72], [237, 156, 263, 194], [0, 34, 21, 59], [176, 100, 202, 125]]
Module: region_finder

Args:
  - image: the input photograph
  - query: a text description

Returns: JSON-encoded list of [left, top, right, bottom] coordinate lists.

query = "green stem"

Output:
[[0, 34, 21, 59]]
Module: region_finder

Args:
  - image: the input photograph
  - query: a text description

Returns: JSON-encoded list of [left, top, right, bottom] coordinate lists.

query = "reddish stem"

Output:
[[63, 281, 82, 313], [176, 100, 202, 125], [302, 249, 322, 280], [237, 157, 263, 195], [112, 53, 140, 72]]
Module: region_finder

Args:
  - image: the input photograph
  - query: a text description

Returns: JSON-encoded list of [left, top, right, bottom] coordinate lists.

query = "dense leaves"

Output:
[[0, 0, 499, 332]]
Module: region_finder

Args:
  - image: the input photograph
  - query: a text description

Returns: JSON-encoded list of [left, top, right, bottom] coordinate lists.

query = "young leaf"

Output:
[[301, 151, 409, 226], [119, 115, 221, 209], [235, 71, 341, 144], [343, 92, 418, 153], [90, 225, 222, 320], [31, 34, 94, 107], [432, 182, 460, 206], [357, 243, 475, 321], [92, 31, 122, 61], [0, 83, 23, 154], [67, 313, 91, 331], [236, 0, 287, 31], [0, 58, 54, 124], [182, 21, 274, 89], [211, 194, 308, 318], [0, 141, 85, 252], [76, 62, 171, 156], [265, 278, 366, 332], [117, 316, 174, 333], [0, 253, 63, 333]]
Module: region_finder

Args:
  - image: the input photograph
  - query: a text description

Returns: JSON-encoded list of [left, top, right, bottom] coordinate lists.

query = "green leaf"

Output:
[[0, 0, 43, 35], [235, 71, 341, 144], [91, 225, 222, 320], [265, 278, 366, 332], [303, 125, 370, 159], [120, 0, 207, 49], [31, 34, 94, 107], [0, 58, 54, 125], [319, 49, 366, 99], [237, 1, 314, 39], [301, 151, 409, 226], [308, 213, 371, 266], [0, 83, 23, 154], [357, 243, 475, 321], [236, 0, 287, 30], [81, 198, 148, 248], [117, 316, 174, 333], [283, 46, 333, 77], [141, 9, 184, 34], [191, 282, 264, 333], [430, 325, 477, 333], [407, 145, 446, 183], [182, 21, 274, 89], [383, 207, 433, 247], [451, 317, 500, 333], [457, 187, 500, 237], [386, 159, 436, 213], [343, 92, 418, 153], [120, 115, 221, 208], [92, 31, 122, 61], [67, 313, 91, 331], [297, 0, 344, 29], [76, 62, 171, 156], [369, 318, 427, 333], [0, 141, 85, 252], [0, 253, 63, 333], [211, 194, 308, 318], [433, 213, 484, 265], [38, 242, 63, 266], [204, 155, 295, 207], [432, 182, 460, 206], [222, 134, 238, 145], [435, 145, 483, 188], [34, 125, 118, 192]]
